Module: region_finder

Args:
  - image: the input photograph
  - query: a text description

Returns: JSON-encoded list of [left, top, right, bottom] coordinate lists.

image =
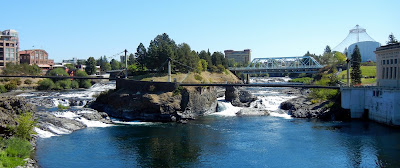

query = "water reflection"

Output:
[[110, 122, 223, 167], [310, 120, 400, 167]]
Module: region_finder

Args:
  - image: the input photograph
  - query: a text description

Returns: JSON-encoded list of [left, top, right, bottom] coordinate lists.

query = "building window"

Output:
[[0, 43, 3, 46], [35, 51, 39, 60], [387, 60, 389, 64], [395, 67, 397, 79], [382, 68, 385, 79], [383, 60, 385, 65], [6, 43, 9, 46], [396, 59, 398, 64], [391, 59, 393, 64], [386, 67, 389, 79], [390, 67, 393, 79], [373, 91, 376, 96]]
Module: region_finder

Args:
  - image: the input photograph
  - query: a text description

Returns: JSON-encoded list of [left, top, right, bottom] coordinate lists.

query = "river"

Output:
[[21, 77, 400, 167]]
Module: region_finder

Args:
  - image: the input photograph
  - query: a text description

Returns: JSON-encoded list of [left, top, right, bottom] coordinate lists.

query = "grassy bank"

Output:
[[339, 66, 377, 85], [129, 70, 241, 83]]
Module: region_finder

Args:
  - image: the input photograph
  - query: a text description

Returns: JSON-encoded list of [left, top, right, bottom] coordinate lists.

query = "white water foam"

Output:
[[211, 101, 241, 117], [34, 127, 57, 138], [76, 118, 113, 127], [111, 120, 157, 125], [53, 111, 80, 119], [47, 124, 72, 135]]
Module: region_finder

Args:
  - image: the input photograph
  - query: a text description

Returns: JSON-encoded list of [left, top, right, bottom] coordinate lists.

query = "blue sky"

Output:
[[1, 0, 399, 62]]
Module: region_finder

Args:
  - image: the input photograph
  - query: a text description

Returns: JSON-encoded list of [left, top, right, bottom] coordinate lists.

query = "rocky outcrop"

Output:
[[90, 86, 218, 122], [0, 97, 36, 135], [280, 89, 350, 121], [225, 86, 257, 107]]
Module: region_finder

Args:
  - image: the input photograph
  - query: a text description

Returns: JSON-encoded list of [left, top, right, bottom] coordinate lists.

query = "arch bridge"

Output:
[[229, 56, 324, 74]]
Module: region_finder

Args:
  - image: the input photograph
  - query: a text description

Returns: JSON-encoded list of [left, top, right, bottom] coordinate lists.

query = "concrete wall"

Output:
[[341, 87, 400, 126], [116, 79, 177, 93]]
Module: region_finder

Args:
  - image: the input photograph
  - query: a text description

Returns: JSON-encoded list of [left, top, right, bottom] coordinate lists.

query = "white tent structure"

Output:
[[333, 25, 380, 62]]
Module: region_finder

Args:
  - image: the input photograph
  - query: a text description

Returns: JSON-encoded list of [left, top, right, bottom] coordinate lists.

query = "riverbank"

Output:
[[279, 88, 350, 121]]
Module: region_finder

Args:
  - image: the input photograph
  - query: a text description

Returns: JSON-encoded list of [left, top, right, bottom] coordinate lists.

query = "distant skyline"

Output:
[[1, 0, 399, 62]]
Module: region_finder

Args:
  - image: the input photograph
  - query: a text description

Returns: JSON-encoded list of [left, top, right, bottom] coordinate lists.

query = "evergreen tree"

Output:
[[110, 59, 121, 70], [135, 43, 147, 68], [85, 57, 97, 75], [146, 33, 176, 70], [324, 45, 331, 54], [199, 50, 212, 67], [387, 33, 399, 45], [128, 53, 135, 65], [350, 45, 362, 85]]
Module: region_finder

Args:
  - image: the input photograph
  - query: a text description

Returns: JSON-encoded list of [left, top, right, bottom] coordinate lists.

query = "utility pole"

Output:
[[124, 49, 128, 79], [168, 58, 171, 82]]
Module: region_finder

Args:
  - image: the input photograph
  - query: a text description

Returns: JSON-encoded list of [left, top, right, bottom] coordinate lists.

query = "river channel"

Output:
[[22, 77, 400, 167]]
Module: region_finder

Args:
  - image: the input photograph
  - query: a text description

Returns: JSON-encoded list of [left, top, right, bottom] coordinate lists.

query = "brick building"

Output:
[[0, 29, 19, 67], [19, 49, 54, 70]]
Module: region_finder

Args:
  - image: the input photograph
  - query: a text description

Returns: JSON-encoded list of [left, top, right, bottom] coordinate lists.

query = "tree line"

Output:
[[83, 33, 231, 75]]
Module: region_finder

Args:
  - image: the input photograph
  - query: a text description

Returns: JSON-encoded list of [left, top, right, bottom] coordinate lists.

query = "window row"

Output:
[[382, 59, 398, 65], [382, 67, 398, 79]]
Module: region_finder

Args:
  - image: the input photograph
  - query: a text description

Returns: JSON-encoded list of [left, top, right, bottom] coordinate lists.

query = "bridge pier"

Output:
[[246, 74, 250, 84]]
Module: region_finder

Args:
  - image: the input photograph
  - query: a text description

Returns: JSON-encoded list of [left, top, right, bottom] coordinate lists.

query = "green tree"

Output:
[[350, 45, 362, 85], [47, 68, 69, 77], [9, 112, 36, 140], [110, 59, 121, 70], [387, 33, 399, 45], [199, 50, 212, 67], [199, 59, 208, 71], [211, 52, 223, 66], [75, 70, 91, 88], [146, 33, 176, 70], [128, 53, 135, 66], [85, 57, 97, 75], [174, 43, 199, 72], [334, 52, 347, 65], [324, 45, 331, 54], [135, 43, 147, 69]]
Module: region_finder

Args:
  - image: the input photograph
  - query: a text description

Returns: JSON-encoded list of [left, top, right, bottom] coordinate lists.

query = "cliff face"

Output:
[[90, 86, 218, 122]]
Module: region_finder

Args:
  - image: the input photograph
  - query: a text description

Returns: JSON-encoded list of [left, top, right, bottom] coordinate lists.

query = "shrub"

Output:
[[80, 80, 92, 88], [24, 79, 33, 85], [55, 79, 71, 90], [194, 74, 203, 81], [11, 78, 22, 86], [217, 64, 225, 73], [8, 112, 36, 140], [149, 85, 156, 92], [0, 85, 7, 93], [173, 86, 183, 96], [71, 80, 79, 89], [289, 77, 313, 84], [209, 65, 218, 73], [37, 79, 55, 90], [4, 137, 32, 158], [5, 82, 17, 91], [0, 137, 32, 167], [309, 88, 338, 103], [57, 104, 70, 110]]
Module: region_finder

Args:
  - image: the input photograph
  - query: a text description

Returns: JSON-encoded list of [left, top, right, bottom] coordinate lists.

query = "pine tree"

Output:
[[350, 45, 362, 85], [85, 57, 97, 75]]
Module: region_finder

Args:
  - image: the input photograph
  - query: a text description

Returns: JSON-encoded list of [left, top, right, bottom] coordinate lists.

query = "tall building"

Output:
[[0, 29, 19, 67], [19, 49, 54, 70], [333, 25, 380, 62], [224, 49, 251, 64], [375, 43, 400, 87]]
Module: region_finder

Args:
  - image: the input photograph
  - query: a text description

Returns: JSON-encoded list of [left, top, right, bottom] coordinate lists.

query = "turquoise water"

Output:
[[35, 116, 400, 168]]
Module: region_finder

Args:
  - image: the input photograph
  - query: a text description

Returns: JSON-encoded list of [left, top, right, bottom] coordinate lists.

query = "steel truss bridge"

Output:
[[229, 56, 324, 74]]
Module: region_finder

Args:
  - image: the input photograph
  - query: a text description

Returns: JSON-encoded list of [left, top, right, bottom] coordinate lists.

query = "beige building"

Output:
[[20, 49, 54, 70], [0, 29, 19, 67], [375, 43, 400, 87], [224, 49, 251, 64]]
